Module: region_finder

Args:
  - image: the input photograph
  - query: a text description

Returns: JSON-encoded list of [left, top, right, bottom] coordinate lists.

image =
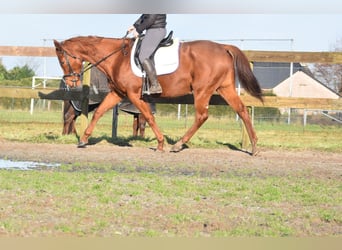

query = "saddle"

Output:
[[130, 31, 180, 77]]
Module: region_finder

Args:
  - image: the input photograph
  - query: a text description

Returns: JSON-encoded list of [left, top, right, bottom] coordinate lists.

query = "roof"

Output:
[[273, 71, 340, 99]]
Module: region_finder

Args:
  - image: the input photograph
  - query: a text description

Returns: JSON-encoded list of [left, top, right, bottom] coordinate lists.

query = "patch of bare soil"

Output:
[[0, 139, 341, 179]]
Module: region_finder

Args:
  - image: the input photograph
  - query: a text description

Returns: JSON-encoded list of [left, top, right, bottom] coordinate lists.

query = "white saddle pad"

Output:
[[130, 38, 180, 77]]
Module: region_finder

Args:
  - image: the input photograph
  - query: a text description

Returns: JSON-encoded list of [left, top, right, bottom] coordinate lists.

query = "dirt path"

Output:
[[0, 139, 341, 179]]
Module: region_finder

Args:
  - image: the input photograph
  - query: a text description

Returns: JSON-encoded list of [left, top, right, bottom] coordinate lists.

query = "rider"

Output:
[[128, 14, 167, 94]]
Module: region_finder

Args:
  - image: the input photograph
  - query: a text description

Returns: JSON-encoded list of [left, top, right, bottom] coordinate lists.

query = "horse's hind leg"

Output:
[[217, 88, 259, 156], [171, 96, 210, 152]]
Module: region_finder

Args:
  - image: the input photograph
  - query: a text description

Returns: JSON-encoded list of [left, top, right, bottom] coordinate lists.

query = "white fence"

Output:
[[30, 76, 62, 114]]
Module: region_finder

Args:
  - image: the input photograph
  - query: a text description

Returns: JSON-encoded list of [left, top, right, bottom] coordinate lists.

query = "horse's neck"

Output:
[[80, 39, 123, 62], [78, 38, 127, 81]]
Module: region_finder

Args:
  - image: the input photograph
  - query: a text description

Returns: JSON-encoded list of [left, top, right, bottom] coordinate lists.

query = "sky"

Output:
[[0, 1, 341, 77]]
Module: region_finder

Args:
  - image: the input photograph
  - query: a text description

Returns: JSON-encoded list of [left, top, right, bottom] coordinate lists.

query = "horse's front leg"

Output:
[[144, 112, 164, 152], [127, 95, 165, 151], [78, 92, 121, 147]]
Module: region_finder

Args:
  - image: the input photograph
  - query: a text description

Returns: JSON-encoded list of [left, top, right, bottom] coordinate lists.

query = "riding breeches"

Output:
[[139, 28, 166, 63]]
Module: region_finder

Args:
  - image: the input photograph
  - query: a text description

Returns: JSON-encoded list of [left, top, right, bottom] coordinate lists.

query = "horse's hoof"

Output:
[[170, 143, 183, 152], [251, 148, 260, 156], [77, 141, 87, 148], [155, 148, 165, 153]]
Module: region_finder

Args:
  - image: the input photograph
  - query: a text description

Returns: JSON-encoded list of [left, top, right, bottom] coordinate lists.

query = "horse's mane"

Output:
[[63, 36, 127, 45], [61, 36, 132, 54], [62, 36, 104, 47]]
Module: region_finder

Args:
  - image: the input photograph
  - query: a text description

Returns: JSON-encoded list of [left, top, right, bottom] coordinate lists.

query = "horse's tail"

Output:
[[223, 44, 264, 103]]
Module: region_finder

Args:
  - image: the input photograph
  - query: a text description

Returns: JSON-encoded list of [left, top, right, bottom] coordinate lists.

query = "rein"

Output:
[[61, 33, 129, 86]]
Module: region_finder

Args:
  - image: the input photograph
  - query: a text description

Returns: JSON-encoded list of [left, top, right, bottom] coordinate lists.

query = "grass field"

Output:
[[0, 109, 341, 237], [0, 165, 341, 237]]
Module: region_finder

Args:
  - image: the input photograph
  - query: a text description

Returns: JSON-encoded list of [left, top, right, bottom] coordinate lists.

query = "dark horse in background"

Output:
[[61, 66, 153, 137], [62, 96, 151, 137], [61, 66, 109, 135], [54, 36, 263, 155]]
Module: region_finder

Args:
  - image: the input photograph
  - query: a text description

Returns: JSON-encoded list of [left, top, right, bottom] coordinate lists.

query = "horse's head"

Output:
[[54, 40, 83, 88]]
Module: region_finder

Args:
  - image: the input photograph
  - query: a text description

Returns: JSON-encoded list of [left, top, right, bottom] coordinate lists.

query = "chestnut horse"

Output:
[[54, 36, 263, 155]]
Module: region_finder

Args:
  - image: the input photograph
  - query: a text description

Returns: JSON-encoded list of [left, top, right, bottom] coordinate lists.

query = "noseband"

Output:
[[61, 50, 83, 88]]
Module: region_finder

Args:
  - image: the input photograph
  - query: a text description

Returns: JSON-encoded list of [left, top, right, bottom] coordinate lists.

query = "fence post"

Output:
[[303, 109, 307, 126], [80, 63, 90, 138], [112, 105, 119, 139]]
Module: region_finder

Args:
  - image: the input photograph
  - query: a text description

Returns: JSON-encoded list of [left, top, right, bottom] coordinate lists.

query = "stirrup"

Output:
[[141, 72, 162, 95], [142, 82, 162, 95]]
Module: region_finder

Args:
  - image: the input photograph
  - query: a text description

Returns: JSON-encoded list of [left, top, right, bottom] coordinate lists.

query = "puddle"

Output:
[[0, 159, 60, 170]]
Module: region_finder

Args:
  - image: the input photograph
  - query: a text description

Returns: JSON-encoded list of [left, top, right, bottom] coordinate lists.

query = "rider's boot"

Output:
[[142, 59, 162, 94]]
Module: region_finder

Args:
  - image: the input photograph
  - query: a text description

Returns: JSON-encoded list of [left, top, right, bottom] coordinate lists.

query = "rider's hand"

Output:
[[127, 26, 139, 38]]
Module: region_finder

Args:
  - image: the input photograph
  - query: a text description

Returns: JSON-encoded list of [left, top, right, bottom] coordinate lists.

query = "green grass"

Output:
[[0, 167, 340, 237], [0, 109, 341, 152]]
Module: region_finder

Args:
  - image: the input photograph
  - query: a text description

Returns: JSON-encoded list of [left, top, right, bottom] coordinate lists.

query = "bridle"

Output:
[[59, 33, 130, 88], [60, 50, 83, 88]]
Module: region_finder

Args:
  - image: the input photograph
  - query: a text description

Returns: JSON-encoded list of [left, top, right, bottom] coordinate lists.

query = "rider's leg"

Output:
[[139, 28, 166, 94]]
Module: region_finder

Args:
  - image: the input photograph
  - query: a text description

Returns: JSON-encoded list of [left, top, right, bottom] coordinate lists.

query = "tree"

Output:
[[0, 61, 8, 80], [6, 64, 35, 80], [310, 39, 342, 94]]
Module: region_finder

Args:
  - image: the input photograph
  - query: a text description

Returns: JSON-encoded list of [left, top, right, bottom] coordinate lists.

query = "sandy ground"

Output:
[[0, 139, 341, 179]]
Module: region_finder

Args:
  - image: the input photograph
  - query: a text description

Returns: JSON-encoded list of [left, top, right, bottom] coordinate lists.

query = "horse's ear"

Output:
[[53, 40, 62, 50]]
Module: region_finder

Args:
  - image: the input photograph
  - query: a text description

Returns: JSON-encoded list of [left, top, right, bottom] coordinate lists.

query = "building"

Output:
[[253, 62, 340, 99], [252, 62, 341, 122]]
